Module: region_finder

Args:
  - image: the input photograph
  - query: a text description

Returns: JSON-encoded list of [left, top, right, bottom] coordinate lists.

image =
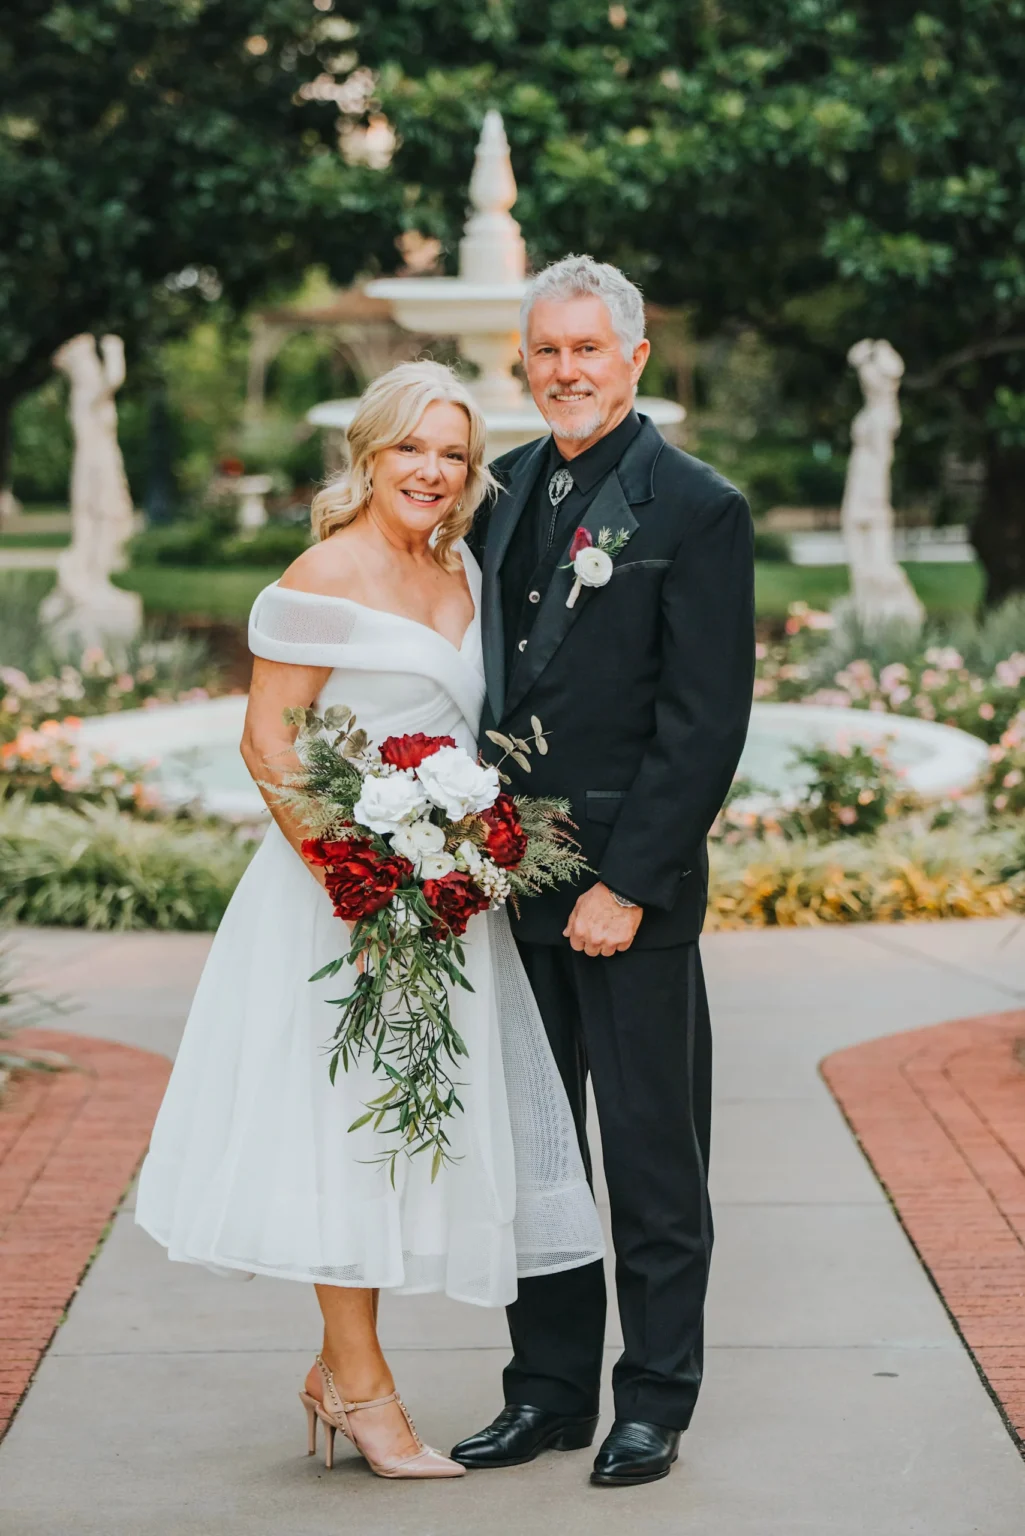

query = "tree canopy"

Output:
[[351, 0, 1025, 599], [0, 0, 400, 469]]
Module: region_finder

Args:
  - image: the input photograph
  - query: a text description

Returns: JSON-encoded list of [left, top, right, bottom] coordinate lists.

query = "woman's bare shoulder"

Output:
[[277, 531, 364, 599]]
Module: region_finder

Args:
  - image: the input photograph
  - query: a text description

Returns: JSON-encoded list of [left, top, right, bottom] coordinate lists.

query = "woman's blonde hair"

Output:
[[310, 360, 496, 568]]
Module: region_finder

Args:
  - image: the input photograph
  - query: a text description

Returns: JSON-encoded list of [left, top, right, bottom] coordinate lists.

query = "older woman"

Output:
[[135, 362, 603, 1482]]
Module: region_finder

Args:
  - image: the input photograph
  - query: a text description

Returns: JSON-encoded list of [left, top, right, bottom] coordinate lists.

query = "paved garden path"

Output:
[[2, 918, 1024, 1535]]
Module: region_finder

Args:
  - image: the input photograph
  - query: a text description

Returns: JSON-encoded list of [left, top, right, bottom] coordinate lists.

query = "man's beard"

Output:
[[542, 389, 604, 442]]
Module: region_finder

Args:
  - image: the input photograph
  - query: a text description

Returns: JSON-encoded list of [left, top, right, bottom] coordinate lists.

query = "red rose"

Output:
[[305, 836, 412, 922], [301, 836, 355, 867], [378, 733, 457, 770], [479, 792, 528, 870], [422, 870, 491, 938]]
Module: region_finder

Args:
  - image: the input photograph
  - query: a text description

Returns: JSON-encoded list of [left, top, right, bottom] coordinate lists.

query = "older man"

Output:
[[455, 255, 755, 1487]]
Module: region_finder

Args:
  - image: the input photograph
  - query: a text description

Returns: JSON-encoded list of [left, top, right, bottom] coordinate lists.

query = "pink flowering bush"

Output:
[[1, 636, 225, 817], [712, 741, 917, 845], [0, 719, 160, 814], [756, 605, 1025, 746], [0, 650, 215, 746], [984, 711, 1025, 819]]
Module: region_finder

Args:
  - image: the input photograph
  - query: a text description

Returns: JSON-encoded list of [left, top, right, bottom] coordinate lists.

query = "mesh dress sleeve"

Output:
[[248, 584, 358, 668]]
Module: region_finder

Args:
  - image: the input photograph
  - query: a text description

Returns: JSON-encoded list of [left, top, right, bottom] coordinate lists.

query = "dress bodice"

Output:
[[248, 542, 485, 754]]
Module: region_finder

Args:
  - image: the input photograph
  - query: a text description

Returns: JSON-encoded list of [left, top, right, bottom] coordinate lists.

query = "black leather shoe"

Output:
[[451, 1404, 599, 1467], [590, 1419, 681, 1486]]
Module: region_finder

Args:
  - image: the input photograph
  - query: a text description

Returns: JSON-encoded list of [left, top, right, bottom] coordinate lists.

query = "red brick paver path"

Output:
[[0, 1029, 169, 1439], [823, 1010, 1025, 1449]]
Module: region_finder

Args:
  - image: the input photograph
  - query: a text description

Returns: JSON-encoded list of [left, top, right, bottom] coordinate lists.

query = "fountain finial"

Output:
[[459, 110, 526, 285]]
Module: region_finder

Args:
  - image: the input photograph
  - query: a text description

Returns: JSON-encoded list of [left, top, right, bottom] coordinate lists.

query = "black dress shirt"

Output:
[[501, 409, 643, 678]]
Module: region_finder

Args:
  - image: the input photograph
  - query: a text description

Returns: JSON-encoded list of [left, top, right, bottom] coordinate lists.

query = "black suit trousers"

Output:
[[504, 939, 714, 1431]]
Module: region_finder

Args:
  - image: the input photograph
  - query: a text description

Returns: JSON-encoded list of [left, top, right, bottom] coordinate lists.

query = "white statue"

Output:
[[839, 338, 924, 631], [40, 334, 142, 649]]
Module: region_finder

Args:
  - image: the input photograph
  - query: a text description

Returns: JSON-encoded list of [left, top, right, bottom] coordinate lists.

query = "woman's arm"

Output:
[[240, 655, 332, 883]]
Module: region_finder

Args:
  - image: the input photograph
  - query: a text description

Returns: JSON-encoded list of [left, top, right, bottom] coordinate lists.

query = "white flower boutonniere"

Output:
[[564, 525, 633, 608]]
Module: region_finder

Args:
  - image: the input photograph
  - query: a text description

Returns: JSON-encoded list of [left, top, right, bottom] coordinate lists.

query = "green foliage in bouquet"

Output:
[[268, 706, 588, 1178], [312, 893, 474, 1185]]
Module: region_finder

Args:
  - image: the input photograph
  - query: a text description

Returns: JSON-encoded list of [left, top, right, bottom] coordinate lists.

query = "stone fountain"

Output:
[[308, 111, 685, 461]]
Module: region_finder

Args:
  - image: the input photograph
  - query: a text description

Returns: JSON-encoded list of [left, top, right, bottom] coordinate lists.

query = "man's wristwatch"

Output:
[[609, 889, 641, 910]]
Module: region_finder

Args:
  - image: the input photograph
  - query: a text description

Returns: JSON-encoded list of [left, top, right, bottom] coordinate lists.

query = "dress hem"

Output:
[[135, 1213, 602, 1307]]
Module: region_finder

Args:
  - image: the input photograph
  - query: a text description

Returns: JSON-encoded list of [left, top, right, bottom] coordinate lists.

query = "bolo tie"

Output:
[[546, 467, 574, 550]]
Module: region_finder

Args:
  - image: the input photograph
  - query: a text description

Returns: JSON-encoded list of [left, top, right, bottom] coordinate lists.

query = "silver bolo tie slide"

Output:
[[546, 467, 574, 548]]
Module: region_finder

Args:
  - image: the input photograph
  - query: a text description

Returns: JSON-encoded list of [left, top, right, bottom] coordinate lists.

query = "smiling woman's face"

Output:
[[370, 400, 471, 537]]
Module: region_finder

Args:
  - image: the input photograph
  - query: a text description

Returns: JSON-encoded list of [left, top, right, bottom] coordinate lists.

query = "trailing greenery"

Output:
[[0, 799, 256, 931]]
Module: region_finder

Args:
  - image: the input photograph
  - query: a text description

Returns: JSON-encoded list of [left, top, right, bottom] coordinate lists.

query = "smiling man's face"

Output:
[[521, 294, 650, 458]]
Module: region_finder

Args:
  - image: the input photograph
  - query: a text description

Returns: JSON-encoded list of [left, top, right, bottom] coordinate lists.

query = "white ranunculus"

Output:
[[353, 770, 429, 833], [415, 745, 501, 820], [419, 850, 457, 880], [573, 546, 614, 588], [390, 818, 446, 863]]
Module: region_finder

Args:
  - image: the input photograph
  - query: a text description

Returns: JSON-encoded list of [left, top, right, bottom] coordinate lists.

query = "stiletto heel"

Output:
[[299, 1391, 319, 1456], [302, 1355, 465, 1479]]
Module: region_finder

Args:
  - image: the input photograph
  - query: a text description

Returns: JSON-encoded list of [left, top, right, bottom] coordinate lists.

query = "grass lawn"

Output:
[[114, 566, 284, 622], [113, 560, 985, 625], [754, 560, 983, 618], [0, 532, 70, 549]]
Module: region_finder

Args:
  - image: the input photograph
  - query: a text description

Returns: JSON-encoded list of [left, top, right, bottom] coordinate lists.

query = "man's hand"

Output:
[[564, 882, 643, 957]]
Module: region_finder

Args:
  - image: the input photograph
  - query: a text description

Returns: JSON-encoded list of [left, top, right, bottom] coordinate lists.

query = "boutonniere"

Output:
[[563, 525, 633, 608]]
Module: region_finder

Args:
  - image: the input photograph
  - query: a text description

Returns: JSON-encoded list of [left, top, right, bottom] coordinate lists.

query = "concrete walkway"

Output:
[[2, 919, 1024, 1534]]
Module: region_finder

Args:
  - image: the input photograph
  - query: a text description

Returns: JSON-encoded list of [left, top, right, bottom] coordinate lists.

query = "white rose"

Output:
[[390, 818, 446, 863], [573, 546, 614, 588], [353, 770, 429, 833], [455, 838, 484, 875], [419, 850, 457, 879], [415, 745, 500, 820]]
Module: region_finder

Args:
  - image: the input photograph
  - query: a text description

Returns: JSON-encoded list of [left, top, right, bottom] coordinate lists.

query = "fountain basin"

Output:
[[364, 277, 525, 335], [76, 698, 989, 823]]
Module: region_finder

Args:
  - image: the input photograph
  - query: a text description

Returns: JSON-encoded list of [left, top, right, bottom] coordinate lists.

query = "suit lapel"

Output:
[[503, 469, 639, 718], [481, 435, 549, 722]]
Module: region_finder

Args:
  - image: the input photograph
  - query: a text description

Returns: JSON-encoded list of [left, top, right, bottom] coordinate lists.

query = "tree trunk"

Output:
[[0, 390, 12, 496], [972, 440, 1025, 607]]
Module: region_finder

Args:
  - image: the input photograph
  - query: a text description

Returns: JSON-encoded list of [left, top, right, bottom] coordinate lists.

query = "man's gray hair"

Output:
[[520, 254, 646, 361]]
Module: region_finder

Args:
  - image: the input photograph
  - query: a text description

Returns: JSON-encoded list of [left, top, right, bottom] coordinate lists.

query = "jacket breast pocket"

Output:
[[585, 790, 626, 825], [610, 559, 672, 576]]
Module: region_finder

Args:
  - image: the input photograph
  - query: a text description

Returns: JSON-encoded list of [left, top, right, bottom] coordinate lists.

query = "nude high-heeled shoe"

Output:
[[299, 1355, 465, 1479]]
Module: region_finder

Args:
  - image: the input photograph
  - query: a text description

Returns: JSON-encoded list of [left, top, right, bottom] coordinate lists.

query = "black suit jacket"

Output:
[[472, 416, 755, 948]]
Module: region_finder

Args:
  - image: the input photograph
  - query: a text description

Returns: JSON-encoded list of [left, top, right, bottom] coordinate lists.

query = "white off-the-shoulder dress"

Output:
[[135, 544, 604, 1307]]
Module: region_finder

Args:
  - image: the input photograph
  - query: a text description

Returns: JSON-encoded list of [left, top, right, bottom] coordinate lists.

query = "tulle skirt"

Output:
[[135, 823, 604, 1307]]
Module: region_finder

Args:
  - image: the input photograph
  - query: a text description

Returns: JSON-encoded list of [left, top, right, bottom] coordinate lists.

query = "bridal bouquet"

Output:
[[270, 707, 586, 1179]]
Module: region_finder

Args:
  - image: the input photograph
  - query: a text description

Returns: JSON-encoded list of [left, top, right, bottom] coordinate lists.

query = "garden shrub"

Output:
[[129, 516, 310, 569], [707, 825, 1025, 929], [0, 799, 256, 931], [752, 528, 791, 563]]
